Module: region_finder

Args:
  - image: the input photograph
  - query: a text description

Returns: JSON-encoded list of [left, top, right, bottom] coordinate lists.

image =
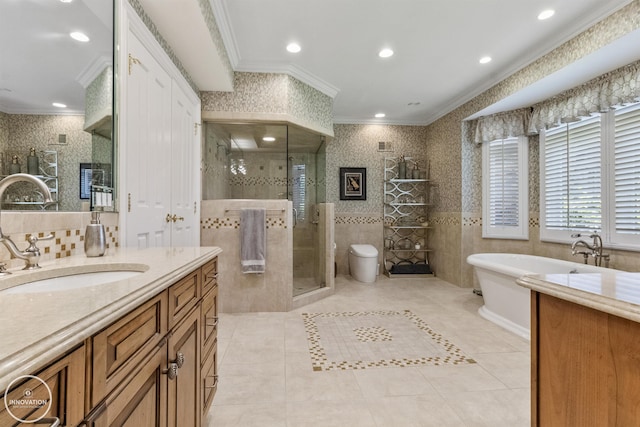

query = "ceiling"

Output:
[[211, 0, 638, 125], [0, 0, 112, 115]]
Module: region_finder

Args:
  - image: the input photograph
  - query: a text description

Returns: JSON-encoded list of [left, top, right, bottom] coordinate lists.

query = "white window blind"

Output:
[[482, 136, 528, 239], [614, 104, 640, 234], [543, 116, 601, 231], [541, 102, 640, 249]]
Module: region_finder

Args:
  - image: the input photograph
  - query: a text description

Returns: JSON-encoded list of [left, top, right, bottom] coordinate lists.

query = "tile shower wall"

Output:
[[327, 124, 430, 274], [202, 124, 231, 200], [425, 1, 640, 286], [0, 212, 119, 269], [200, 199, 293, 313]]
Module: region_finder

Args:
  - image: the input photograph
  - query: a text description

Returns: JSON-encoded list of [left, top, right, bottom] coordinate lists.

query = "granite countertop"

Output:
[[0, 246, 221, 391], [517, 270, 640, 323]]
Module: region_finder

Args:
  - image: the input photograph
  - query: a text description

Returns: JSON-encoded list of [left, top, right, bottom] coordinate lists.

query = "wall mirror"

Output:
[[0, 0, 115, 212]]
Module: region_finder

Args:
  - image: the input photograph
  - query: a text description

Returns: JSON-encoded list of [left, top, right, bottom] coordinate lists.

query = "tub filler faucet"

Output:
[[0, 174, 55, 270], [570, 233, 609, 267]]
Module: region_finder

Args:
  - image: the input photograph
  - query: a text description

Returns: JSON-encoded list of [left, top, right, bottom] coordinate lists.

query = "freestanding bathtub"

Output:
[[466, 253, 615, 340]]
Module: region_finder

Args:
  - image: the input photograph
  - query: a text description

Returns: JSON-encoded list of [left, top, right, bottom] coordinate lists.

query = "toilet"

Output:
[[348, 244, 379, 283]]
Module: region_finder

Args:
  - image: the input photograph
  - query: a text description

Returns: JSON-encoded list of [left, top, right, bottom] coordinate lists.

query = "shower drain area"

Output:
[[302, 310, 476, 371]]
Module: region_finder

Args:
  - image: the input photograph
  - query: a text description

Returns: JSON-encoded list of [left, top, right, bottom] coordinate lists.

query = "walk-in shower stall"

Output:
[[201, 122, 334, 312]]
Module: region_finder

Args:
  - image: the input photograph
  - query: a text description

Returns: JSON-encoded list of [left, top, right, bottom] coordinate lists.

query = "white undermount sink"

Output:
[[1, 264, 149, 294]]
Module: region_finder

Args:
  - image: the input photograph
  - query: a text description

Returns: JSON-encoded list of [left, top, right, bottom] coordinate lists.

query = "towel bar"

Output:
[[224, 208, 286, 215]]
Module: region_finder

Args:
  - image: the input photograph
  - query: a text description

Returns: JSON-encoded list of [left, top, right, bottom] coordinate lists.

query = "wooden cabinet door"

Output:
[[534, 293, 640, 426], [84, 343, 167, 427], [0, 345, 85, 426], [167, 307, 200, 427], [91, 292, 167, 408]]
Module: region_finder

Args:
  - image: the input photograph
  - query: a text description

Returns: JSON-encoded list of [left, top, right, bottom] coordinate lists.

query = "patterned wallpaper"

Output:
[[127, 0, 199, 92], [4, 115, 92, 211], [196, 0, 234, 86], [0, 112, 7, 150], [430, 0, 640, 215], [201, 72, 334, 136], [84, 66, 113, 131], [327, 124, 429, 215]]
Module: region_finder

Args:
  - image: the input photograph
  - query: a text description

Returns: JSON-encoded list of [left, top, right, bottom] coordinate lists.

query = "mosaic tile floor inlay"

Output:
[[302, 310, 476, 371]]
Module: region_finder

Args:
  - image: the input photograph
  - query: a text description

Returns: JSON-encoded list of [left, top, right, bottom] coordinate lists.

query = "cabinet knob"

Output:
[[175, 351, 185, 369], [163, 362, 179, 380]]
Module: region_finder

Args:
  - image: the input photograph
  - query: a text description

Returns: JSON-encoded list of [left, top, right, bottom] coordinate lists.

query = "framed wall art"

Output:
[[339, 167, 366, 200]]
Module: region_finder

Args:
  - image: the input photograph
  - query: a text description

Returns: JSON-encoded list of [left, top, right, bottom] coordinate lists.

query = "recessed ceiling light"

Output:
[[70, 32, 90, 42], [479, 56, 492, 64], [60, 0, 73, 3], [262, 136, 276, 142], [378, 48, 394, 58], [375, 113, 386, 118], [286, 43, 301, 53], [538, 9, 555, 20], [52, 102, 67, 108]]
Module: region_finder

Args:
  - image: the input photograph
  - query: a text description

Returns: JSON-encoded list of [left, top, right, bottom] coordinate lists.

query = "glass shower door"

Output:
[[289, 127, 326, 296]]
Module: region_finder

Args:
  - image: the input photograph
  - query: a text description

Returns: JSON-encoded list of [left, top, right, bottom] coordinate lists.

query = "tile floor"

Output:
[[206, 275, 531, 427]]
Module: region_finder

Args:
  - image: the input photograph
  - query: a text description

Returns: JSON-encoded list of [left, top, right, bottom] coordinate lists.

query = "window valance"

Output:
[[464, 60, 640, 143]]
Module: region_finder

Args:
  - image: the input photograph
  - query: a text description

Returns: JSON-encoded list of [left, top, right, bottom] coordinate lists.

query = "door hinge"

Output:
[[128, 193, 131, 212], [194, 201, 197, 214], [194, 122, 201, 135], [128, 54, 142, 75]]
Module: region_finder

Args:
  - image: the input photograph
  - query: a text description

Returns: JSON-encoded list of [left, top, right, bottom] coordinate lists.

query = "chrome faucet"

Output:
[[0, 174, 54, 270], [570, 233, 609, 267]]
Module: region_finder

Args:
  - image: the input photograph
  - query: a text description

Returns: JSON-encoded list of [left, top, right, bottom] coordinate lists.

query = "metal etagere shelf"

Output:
[[383, 156, 434, 278], [2, 150, 58, 210]]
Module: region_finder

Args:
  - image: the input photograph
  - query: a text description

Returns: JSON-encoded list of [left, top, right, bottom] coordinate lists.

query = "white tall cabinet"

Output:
[[119, 2, 201, 248]]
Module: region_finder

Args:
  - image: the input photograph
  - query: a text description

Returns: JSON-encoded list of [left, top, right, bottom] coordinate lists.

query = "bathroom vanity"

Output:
[[0, 246, 220, 426], [517, 271, 640, 426]]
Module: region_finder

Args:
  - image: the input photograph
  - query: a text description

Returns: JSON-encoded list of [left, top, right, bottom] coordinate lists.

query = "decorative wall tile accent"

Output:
[[303, 310, 475, 372], [2, 226, 119, 269], [201, 216, 286, 229], [334, 214, 383, 225]]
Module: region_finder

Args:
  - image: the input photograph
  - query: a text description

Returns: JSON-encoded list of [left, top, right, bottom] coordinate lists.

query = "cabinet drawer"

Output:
[[200, 285, 218, 361], [84, 343, 167, 427], [201, 258, 218, 297], [168, 270, 200, 328], [201, 341, 217, 419], [91, 292, 167, 408], [0, 345, 85, 427]]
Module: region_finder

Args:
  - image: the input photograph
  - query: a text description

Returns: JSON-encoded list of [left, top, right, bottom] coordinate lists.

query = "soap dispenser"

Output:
[[85, 211, 106, 257], [27, 148, 39, 175]]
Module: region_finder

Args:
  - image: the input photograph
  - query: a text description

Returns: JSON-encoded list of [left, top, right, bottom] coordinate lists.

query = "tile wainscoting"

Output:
[[0, 212, 119, 269]]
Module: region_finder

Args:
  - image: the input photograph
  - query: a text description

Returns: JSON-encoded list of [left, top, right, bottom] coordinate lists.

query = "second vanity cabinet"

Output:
[[0, 256, 220, 427], [531, 291, 640, 426]]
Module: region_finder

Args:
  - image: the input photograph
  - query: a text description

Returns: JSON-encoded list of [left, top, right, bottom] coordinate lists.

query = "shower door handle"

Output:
[[292, 208, 298, 228]]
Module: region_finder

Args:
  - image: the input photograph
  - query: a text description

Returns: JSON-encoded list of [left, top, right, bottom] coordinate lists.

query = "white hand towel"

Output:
[[240, 208, 266, 273]]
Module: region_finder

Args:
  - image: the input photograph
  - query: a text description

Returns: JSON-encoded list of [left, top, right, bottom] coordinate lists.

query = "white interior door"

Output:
[[124, 28, 172, 248], [169, 81, 200, 247]]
